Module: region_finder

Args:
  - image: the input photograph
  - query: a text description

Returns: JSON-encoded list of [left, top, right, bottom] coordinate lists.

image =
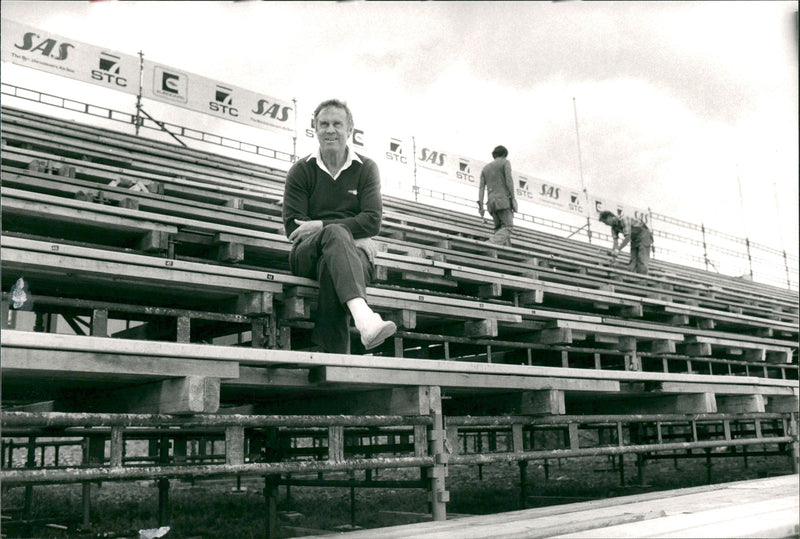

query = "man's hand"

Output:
[[289, 219, 323, 243], [477, 201, 484, 219], [511, 198, 518, 212], [610, 248, 619, 258]]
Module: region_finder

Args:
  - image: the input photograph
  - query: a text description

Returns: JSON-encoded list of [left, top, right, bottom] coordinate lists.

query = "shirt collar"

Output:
[[307, 146, 361, 181]]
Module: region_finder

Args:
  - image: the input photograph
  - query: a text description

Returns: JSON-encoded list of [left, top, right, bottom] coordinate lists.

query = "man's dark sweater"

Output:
[[282, 152, 382, 240]]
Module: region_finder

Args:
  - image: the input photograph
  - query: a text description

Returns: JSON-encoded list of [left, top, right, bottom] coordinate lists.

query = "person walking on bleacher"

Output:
[[478, 145, 517, 246], [282, 99, 396, 353], [598, 210, 654, 275]]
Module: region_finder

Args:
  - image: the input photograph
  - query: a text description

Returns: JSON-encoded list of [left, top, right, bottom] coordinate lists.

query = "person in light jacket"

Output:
[[478, 145, 517, 246]]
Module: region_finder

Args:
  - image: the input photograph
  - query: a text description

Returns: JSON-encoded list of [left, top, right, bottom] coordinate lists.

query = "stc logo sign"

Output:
[[457, 159, 474, 183], [386, 138, 407, 164], [92, 52, 127, 88], [210, 85, 237, 117], [14, 32, 74, 60], [153, 67, 187, 103], [569, 192, 584, 214]]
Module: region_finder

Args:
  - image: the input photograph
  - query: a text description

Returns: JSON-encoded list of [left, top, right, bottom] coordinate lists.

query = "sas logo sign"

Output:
[[418, 148, 446, 168], [153, 67, 187, 103], [14, 32, 75, 61], [457, 159, 475, 183], [91, 52, 127, 88], [210, 85, 237, 117], [252, 99, 291, 123], [386, 138, 408, 164], [539, 183, 560, 200]]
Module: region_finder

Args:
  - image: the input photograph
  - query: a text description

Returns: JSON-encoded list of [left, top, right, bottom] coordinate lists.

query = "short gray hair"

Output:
[[313, 99, 353, 129]]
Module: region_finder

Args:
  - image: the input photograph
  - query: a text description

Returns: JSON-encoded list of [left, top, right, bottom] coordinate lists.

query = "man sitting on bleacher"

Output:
[[282, 99, 396, 353]]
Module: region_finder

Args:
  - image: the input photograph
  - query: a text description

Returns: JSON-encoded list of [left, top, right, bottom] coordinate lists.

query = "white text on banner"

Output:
[[515, 173, 587, 217], [1, 19, 139, 96], [141, 60, 294, 136]]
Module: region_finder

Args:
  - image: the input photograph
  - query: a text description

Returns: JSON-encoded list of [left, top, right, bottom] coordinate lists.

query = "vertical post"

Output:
[[518, 460, 528, 509], [412, 136, 419, 202], [24, 437, 36, 533], [701, 223, 709, 272], [572, 97, 592, 244], [427, 386, 448, 521], [783, 251, 791, 290], [773, 182, 792, 289], [736, 171, 754, 280], [789, 412, 799, 474], [264, 475, 279, 539], [134, 51, 144, 136], [157, 433, 170, 527], [291, 97, 298, 163]]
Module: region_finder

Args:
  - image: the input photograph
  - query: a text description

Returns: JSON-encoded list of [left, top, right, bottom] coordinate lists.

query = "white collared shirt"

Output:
[[308, 146, 362, 181]]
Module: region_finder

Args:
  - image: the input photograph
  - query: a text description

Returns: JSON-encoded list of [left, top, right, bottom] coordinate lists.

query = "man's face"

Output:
[[315, 106, 352, 154]]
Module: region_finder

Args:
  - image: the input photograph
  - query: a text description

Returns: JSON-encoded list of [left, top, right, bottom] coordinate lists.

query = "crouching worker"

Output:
[[598, 210, 653, 275], [282, 99, 396, 353]]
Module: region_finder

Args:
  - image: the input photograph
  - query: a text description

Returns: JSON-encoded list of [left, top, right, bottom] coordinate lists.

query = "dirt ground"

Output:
[[1, 452, 793, 538]]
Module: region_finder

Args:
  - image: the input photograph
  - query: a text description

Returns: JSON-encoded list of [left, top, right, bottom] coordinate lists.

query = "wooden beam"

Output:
[[1, 347, 238, 380], [68, 376, 221, 414], [765, 395, 800, 413], [581, 393, 717, 415], [520, 390, 565, 415], [311, 366, 619, 392], [716, 395, 765, 413]]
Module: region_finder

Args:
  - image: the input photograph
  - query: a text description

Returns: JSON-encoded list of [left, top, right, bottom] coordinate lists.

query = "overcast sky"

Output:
[[2, 1, 798, 258]]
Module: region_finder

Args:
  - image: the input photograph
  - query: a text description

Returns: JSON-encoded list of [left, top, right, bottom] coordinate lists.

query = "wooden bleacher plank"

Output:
[[1, 347, 238, 380], [1, 166, 286, 234], [3, 330, 791, 391], [310, 366, 619, 392], [1, 146, 285, 215], [2, 236, 283, 297], [303, 475, 799, 538]]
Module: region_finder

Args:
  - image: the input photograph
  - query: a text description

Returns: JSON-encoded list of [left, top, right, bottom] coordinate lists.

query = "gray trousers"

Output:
[[289, 224, 373, 353]]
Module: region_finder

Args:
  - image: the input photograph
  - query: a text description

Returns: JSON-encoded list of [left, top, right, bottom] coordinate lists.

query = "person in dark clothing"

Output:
[[282, 99, 396, 353], [598, 210, 654, 275], [478, 145, 517, 246]]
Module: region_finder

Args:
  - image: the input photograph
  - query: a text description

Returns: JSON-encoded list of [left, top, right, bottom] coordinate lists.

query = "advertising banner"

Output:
[[514, 173, 587, 217], [141, 60, 295, 135], [590, 195, 650, 224], [1, 19, 140, 96]]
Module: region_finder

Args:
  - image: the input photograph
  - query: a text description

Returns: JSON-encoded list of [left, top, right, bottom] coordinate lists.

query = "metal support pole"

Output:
[[291, 97, 298, 163], [134, 51, 144, 136], [427, 386, 447, 521], [349, 469, 357, 527], [701, 223, 709, 272], [157, 433, 170, 526], [263, 475, 279, 539], [573, 97, 592, 244], [412, 136, 419, 202], [783, 250, 791, 290], [789, 413, 799, 474]]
